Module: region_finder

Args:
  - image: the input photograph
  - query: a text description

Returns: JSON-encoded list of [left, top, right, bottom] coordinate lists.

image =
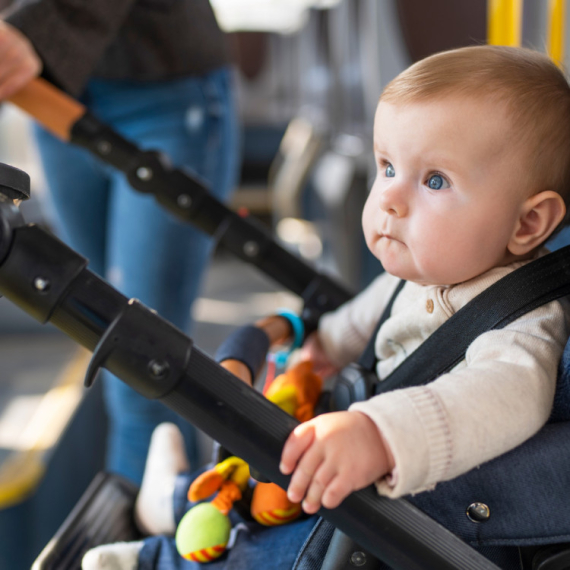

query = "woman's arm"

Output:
[[5, 0, 137, 95]]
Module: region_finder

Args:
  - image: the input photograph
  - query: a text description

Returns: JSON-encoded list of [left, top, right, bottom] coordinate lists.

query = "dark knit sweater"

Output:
[[6, 0, 229, 96]]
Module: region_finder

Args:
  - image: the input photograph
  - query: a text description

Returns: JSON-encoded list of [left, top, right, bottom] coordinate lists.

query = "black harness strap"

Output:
[[374, 246, 570, 395], [328, 279, 404, 411], [358, 278, 406, 371]]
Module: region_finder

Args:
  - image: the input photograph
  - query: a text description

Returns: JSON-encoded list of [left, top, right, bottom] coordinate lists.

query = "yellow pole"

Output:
[[488, 0, 523, 46], [548, 0, 566, 67]]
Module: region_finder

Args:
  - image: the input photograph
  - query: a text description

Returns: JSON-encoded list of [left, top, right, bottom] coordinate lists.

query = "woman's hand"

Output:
[[0, 21, 42, 100], [279, 411, 394, 513]]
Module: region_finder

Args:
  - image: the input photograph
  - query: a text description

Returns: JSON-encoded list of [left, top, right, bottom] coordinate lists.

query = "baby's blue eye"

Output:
[[427, 174, 449, 190], [385, 163, 395, 178]]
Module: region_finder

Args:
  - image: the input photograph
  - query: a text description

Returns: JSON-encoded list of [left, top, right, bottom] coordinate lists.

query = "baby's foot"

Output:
[[81, 541, 144, 570], [134, 422, 190, 535]]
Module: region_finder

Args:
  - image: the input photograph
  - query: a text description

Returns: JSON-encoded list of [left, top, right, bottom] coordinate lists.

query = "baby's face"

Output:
[[363, 96, 532, 285]]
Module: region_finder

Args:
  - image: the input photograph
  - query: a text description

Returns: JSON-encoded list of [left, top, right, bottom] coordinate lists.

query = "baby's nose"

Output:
[[379, 183, 408, 217]]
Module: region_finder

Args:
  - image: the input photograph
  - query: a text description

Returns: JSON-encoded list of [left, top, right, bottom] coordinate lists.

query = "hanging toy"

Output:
[[175, 456, 249, 562], [175, 360, 322, 562]]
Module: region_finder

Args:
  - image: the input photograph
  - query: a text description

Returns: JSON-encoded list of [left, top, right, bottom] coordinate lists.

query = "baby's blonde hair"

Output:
[[381, 45, 570, 223]]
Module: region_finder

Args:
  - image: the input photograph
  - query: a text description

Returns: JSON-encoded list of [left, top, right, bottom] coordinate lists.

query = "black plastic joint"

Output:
[[0, 164, 30, 201], [0, 199, 25, 264], [124, 156, 211, 226], [153, 168, 210, 223], [321, 529, 382, 570], [125, 150, 171, 195], [85, 299, 193, 400], [215, 213, 272, 263], [0, 224, 88, 323], [71, 112, 141, 171]]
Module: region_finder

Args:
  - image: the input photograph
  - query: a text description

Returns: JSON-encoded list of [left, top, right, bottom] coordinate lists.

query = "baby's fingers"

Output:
[[280, 423, 314, 475], [321, 475, 353, 510], [302, 463, 337, 514], [286, 445, 324, 504]]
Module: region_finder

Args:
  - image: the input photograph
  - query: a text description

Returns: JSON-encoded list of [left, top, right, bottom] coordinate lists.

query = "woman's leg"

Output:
[[32, 124, 110, 276], [94, 68, 240, 482]]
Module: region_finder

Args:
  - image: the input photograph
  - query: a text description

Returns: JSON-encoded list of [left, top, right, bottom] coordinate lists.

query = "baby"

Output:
[[281, 44, 570, 512], [82, 45, 570, 569]]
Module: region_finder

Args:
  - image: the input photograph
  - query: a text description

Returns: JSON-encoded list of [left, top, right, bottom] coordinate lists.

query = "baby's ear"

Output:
[[508, 191, 566, 256]]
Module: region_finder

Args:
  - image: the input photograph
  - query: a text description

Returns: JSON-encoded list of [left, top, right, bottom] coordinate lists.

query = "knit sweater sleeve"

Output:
[[5, 0, 136, 95], [350, 299, 569, 498], [318, 272, 402, 369]]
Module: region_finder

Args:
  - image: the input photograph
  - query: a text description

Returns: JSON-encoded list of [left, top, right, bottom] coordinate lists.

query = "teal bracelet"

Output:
[[271, 309, 305, 368], [276, 308, 305, 350]]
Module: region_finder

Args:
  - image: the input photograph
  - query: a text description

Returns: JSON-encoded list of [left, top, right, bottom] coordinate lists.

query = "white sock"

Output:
[[81, 541, 144, 570], [134, 422, 190, 536]]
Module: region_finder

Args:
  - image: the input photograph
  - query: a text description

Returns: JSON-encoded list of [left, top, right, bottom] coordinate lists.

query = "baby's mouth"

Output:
[[379, 233, 407, 250]]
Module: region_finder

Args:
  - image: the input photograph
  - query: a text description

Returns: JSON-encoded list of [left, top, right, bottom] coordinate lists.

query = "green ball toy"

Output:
[[175, 502, 232, 562]]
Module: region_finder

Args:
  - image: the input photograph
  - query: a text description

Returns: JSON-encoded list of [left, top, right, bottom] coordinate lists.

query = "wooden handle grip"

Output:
[[8, 77, 85, 141]]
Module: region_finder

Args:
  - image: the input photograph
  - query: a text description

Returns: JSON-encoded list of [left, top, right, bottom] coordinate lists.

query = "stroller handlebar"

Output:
[[7, 78, 353, 323], [8, 77, 85, 141]]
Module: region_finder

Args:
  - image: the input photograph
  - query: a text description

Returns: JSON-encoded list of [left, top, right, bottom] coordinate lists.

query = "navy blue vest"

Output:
[[407, 342, 570, 549]]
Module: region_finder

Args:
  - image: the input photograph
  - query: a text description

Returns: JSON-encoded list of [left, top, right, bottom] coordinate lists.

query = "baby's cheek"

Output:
[[361, 198, 377, 241]]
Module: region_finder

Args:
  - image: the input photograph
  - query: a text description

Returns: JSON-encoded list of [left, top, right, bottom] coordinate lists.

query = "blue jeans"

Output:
[[33, 69, 240, 484], [139, 471, 319, 570]]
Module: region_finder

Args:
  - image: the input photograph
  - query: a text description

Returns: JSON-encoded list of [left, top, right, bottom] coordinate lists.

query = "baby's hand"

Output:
[[300, 332, 339, 378], [279, 411, 393, 514]]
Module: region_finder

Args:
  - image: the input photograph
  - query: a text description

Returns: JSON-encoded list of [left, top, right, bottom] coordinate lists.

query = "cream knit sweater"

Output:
[[318, 256, 570, 498]]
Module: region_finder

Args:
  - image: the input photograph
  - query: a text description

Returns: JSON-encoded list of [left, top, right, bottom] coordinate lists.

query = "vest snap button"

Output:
[[426, 299, 434, 313], [350, 551, 367, 566], [466, 502, 490, 522]]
